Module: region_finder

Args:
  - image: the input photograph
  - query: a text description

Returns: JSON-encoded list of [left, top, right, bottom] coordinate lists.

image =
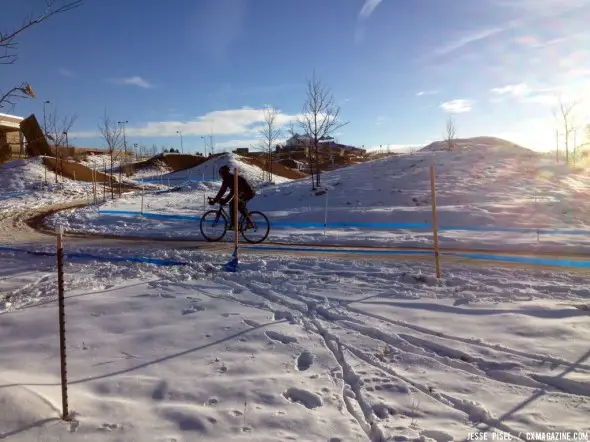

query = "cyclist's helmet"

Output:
[[219, 165, 230, 175]]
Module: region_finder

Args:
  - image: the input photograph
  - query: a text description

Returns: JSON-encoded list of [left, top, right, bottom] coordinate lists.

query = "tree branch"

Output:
[[0, 0, 82, 48]]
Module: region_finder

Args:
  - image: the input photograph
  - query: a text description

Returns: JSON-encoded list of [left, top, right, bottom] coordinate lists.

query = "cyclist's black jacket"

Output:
[[215, 173, 255, 202]]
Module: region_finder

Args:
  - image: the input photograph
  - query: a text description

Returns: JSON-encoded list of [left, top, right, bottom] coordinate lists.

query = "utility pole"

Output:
[[62, 131, 69, 179], [201, 136, 207, 156], [555, 129, 559, 164], [176, 130, 184, 153]]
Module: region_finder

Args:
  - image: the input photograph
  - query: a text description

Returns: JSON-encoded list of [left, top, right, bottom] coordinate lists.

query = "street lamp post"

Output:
[[43, 100, 50, 137], [42, 100, 50, 186], [176, 130, 184, 154], [117, 120, 128, 195]]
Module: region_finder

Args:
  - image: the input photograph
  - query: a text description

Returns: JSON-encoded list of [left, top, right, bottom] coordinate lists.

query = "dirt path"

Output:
[[2, 202, 590, 273], [0, 200, 89, 246]]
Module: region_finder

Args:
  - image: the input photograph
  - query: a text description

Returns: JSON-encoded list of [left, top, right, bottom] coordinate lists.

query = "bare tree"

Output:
[[445, 116, 456, 151], [44, 105, 77, 182], [296, 72, 348, 189], [258, 105, 282, 182], [553, 97, 579, 165], [150, 144, 158, 157], [0, 83, 36, 111], [0, 1, 82, 110], [98, 112, 123, 199]]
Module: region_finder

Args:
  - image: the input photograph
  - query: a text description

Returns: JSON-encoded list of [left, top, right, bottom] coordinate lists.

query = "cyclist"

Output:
[[210, 165, 256, 229]]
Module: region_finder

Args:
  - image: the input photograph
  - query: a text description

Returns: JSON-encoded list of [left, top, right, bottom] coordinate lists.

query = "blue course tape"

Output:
[[99, 210, 201, 221], [0, 246, 187, 266], [243, 245, 432, 256], [97, 209, 590, 236], [135, 177, 220, 183], [445, 252, 590, 268], [0, 191, 29, 199], [242, 245, 590, 268]]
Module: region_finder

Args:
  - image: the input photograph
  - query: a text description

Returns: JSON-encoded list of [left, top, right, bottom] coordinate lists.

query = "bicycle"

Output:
[[200, 196, 270, 244]]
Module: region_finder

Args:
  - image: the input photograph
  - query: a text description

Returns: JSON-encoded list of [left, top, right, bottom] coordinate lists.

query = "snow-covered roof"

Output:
[[0, 113, 24, 130]]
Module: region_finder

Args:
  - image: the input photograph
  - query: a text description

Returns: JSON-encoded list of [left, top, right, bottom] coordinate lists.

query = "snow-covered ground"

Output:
[[0, 158, 94, 213], [49, 139, 590, 253], [1, 246, 589, 441]]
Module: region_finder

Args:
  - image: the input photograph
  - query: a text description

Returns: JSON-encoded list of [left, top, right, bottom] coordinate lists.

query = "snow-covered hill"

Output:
[[48, 137, 590, 252], [158, 153, 292, 188], [419, 136, 532, 153]]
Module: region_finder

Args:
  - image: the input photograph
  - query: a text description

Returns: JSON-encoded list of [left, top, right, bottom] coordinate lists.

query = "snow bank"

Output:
[[0, 158, 92, 212]]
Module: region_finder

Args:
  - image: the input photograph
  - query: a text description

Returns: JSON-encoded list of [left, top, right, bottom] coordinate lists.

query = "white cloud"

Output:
[[58, 68, 76, 78], [111, 76, 154, 89], [70, 107, 300, 139], [355, 0, 383, 44], [490, 82, 530, 97], [359, 0, 383, 18], [416, 90, 438, 96], [434, 28, 505, 56], [440, 99, 473, 113]]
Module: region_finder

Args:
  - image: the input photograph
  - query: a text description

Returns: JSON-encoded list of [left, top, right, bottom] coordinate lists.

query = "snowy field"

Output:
[[48, 139, 590, 253], [1, 246, 589, 441]]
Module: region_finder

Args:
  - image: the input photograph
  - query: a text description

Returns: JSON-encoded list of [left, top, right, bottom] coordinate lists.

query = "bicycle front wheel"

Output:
[[200, 210, 228, 242], [240, 211, 270, 244]]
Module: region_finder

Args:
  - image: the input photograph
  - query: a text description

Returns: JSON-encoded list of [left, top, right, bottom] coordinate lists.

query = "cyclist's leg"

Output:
[[238, 197, 248, 219], [228, 196, 237, 228]]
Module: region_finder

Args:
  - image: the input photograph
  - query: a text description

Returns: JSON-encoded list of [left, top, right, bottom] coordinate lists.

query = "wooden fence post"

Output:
[[430, 166, 441, 279], [56, 225, 70, 420], [234, 167, 239, 258]]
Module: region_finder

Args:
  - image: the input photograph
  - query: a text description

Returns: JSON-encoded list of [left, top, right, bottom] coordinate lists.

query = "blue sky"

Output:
[[3, 0, 590, 153]]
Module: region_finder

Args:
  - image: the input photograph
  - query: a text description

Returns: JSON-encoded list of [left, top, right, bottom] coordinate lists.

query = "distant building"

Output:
[[233, 147, 249, 155], [0, 113, 25, 158]]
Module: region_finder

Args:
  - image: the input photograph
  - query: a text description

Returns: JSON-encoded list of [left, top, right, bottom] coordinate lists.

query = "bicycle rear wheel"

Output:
[[200, 210, 228, 242], [240, 211, 270, 244]]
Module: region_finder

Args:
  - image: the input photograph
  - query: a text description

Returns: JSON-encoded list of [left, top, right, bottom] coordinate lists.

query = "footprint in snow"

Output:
[[98, 423, 119, 432], [152, 380, 168, 401], [243, 319, 261, 328], [420, 430, 454, 442], [265, 330, 298, 344], [182, 305, 205, 315], [69, 420, 80, 433], [296, 350, 314, 371], [283, 387, 323, 409]]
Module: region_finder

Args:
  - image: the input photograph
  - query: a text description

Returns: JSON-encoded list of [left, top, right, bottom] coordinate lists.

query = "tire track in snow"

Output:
[[218, 277, 384, 440], [304, 317, 375, 440], [289, 290, 590, 371], [335, 320, 550, 392], [206, 277, 587, 439], [340, 343, 526, 441]]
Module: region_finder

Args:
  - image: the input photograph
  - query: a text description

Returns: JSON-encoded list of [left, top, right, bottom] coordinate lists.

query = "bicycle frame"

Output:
[[211, 201, 252, 229]]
